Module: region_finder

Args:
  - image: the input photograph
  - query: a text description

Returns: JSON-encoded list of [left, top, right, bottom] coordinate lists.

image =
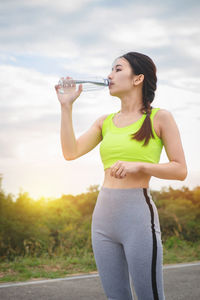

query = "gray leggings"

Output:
[[91, 187, 165, 300]]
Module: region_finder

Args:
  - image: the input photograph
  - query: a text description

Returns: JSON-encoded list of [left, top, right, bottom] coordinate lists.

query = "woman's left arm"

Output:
[[141, 109, 188, 180]]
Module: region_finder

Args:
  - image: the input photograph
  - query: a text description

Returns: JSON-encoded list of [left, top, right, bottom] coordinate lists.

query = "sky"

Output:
[[0, 0, 200, 199]]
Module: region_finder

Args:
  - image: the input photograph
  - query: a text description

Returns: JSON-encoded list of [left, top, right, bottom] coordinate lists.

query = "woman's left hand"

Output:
[[110, 161, 143, 179]]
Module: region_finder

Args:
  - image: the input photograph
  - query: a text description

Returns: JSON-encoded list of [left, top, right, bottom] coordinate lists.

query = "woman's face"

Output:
[[108, 57, 135, 97]]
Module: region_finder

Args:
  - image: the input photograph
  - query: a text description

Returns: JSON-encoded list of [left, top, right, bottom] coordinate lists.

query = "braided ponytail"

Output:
[[121, 52, 157, 146]]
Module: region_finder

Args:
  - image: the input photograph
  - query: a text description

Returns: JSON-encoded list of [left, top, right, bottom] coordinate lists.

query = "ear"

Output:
[[133, 74, 144, 86]]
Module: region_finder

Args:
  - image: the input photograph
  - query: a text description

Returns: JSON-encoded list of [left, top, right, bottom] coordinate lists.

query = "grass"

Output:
[[0, 250, 97, 283], [163, 237, 200, 264], [0, 240, 200, 283]]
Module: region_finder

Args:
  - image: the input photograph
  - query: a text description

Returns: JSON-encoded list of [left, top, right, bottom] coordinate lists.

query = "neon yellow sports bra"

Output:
[[99, 107, 164, 170]]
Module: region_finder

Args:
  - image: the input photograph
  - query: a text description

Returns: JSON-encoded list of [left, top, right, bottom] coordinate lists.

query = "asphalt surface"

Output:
[[0, 262, 200, 300]]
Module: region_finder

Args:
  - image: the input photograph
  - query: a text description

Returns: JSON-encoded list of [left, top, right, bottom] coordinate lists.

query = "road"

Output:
[[0, 262, 199, 299]]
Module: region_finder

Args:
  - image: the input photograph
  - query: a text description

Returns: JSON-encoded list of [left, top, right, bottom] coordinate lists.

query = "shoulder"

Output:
[[154, 108, 172, 116], [95, 113, 112, 130], [154, 108, 179, 137], [154, 108, 175, 122], [152, 108, 175, 138]]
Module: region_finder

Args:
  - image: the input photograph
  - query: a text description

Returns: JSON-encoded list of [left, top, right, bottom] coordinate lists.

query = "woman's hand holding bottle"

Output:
[[55, 76, 83, 108]]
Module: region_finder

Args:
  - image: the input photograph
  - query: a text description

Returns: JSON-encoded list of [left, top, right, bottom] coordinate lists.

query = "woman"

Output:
[[55, 52, 187, 300]]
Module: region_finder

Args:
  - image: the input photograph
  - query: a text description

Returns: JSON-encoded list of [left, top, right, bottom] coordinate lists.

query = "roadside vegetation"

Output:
[[0, 182, 199, 282]]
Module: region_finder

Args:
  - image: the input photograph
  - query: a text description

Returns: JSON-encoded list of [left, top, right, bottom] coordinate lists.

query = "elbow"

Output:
[[172, 161, 188, 181], [180, 172, 188, 181], [64, 156, 76, 161], [64, 156, 73, 161], [63, 153, 77, 161], [179, 166, 188, 181]]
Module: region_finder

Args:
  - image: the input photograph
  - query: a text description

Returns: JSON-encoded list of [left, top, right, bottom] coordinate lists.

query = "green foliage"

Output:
[[0, 183, 200, 261], [154, 186, 200, 243]]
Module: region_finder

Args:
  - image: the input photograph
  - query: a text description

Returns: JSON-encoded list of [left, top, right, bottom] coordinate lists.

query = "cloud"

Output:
[[1, 0, 199, 95], [1, 0, 99, 13], [109, 18, 170, 48], [1, 0, 200, 196]]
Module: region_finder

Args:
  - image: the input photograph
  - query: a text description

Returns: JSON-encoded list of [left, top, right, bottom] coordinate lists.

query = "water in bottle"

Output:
[[58, 76, 109, 93]]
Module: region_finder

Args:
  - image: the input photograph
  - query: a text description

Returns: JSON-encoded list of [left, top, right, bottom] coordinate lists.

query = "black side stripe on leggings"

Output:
[[143, 188, 159, 300]]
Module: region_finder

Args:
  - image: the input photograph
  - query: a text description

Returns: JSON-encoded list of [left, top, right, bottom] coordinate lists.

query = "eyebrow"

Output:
[[112, 64, 123, 70]]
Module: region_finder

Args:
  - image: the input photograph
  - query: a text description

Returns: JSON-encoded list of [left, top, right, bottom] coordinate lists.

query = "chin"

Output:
[[109, 90, 121, 98], [109, 90, 115, 96], [109, 87, 117, 96]]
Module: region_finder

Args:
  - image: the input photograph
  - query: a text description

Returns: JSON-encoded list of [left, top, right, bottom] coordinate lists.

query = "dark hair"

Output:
[[120, 52, 157, 146]]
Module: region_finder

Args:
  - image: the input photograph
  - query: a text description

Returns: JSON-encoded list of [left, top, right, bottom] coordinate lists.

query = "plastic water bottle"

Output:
[[58, 76, 109, 93]]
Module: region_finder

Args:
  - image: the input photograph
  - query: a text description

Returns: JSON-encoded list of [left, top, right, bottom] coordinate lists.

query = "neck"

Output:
[[118, 89, 143, 115]]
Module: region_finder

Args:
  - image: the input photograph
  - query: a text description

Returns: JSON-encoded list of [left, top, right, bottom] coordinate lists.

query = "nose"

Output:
[[108, 71, 113, 80]]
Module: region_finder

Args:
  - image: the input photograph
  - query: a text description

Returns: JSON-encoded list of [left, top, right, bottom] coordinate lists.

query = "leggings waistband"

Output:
[[100, 186, 150, 193]]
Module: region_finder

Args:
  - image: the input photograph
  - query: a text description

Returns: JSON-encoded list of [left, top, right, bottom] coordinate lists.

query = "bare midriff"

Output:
[[102, 168, 151, 189]]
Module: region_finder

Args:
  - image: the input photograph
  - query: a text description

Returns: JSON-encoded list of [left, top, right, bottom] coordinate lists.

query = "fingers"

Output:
[[120, 170, 127, 178], [110, 166, 120, 177], [115, 167, 125, 178], [111, 169, 126, 179], [74, 84, 83, 99], [54, 84, 59, 92], [71, 78, 76, 88], [55, 76, 82, 96], [110, 161, 126, 179], [55, 77, 64, 92], [110, 162, 120, 176], [78, 83, 83, 92], [65, 76, 76, 89]]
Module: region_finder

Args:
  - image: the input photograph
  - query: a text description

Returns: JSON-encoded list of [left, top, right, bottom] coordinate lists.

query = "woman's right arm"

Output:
[[60, 104, 78, 160], [55, 77, 108, 160]]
